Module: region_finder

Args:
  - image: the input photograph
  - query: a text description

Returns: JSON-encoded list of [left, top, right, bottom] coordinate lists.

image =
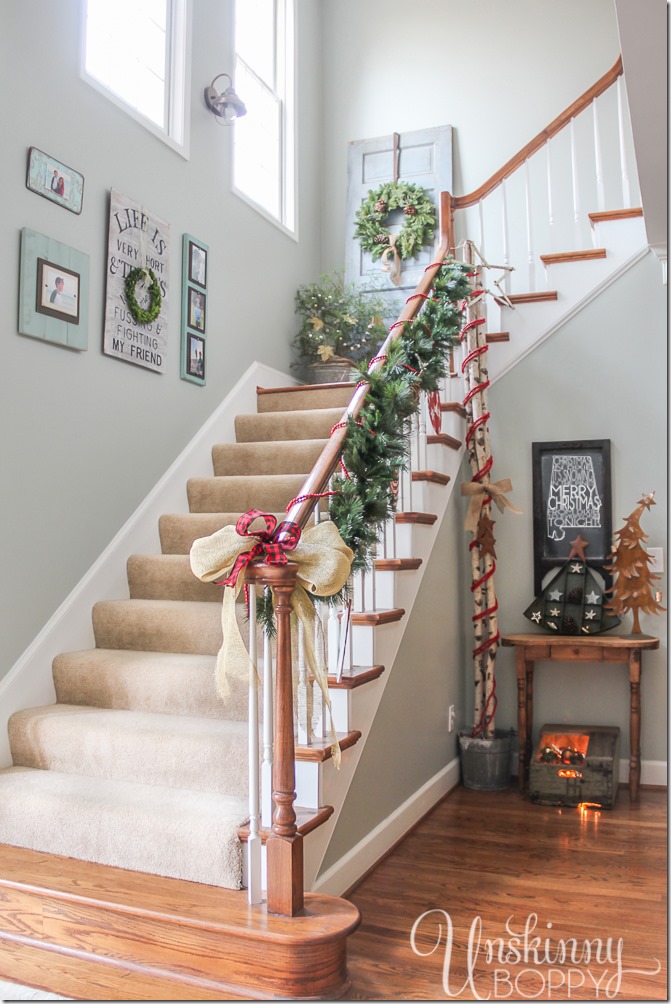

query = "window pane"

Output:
[[84, 0, 168, 128], [233, 61, 281, 218], [235, 0, 275, 87]]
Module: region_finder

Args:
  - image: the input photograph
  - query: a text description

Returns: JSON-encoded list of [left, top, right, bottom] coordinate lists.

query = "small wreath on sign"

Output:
[[124, 267, 162, 324], [353, 180, 437, 261]]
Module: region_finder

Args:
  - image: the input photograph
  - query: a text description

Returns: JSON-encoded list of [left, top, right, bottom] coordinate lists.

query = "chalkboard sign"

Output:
[[532, 440, 612, 594]]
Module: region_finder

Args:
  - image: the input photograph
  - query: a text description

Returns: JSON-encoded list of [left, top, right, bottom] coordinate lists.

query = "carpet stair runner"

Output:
[[0, 382, 355, 892]]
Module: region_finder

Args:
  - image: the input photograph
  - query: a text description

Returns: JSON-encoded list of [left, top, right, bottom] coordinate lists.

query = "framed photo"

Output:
[[35, 258, 80, 324], [188, 239, 207, 288], [19, 229, 89, 351], [532, 439, 612, 593], [186, 332, 205, 379], [187, 286, 206, 333], [26, 147, 84, 215]]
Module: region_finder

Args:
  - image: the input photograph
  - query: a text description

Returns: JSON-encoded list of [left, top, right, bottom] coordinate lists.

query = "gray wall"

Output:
[[485, 250, 667, 762], [0, 0, 323, 675]]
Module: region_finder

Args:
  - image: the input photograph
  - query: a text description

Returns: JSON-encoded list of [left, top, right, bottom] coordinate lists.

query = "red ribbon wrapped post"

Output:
[[217, 509, 301, 588]]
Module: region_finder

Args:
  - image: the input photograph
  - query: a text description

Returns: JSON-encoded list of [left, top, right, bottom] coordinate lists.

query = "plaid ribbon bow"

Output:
[[217, 509, 301, 588]]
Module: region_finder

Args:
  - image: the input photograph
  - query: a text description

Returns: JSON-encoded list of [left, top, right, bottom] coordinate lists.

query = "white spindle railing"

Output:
[[246, 583, 262, 904], [616, 76, 631, 208]]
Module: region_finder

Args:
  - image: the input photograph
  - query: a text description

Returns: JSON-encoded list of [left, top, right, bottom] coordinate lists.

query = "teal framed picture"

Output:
[[181, 234, 208, 385], [26, 147, 84, 215], [18, 229, 89, 350]]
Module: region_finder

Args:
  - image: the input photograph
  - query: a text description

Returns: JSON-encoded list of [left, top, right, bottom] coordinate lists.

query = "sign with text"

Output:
[[103, 189, 170, 373]]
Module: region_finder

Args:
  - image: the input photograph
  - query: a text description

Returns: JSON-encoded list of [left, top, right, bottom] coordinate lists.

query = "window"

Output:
[[82, 0, 190, 153], [233, 0, 296, 234]]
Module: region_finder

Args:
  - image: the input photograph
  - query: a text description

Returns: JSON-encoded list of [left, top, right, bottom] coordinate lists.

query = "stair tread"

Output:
[[540, 248, 607, 263], [412, 470, 450, 485], [327, 664, 385, 689], [296, 729, 362, 762], [350, 608, 405, 626], [427, 433, 461, 449]]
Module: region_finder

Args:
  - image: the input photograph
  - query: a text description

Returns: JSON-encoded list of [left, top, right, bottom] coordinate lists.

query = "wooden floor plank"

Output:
[[342, 785, 667, 1001]]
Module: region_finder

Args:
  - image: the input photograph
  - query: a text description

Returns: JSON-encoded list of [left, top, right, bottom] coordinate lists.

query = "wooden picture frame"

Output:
[[35, 258, 80, 324], [186, 332, 206, 380], [188, 239, 207, 289], [181, 233, 209, 385], [26, 147, 84, 215], [532, 439, 613, 594]]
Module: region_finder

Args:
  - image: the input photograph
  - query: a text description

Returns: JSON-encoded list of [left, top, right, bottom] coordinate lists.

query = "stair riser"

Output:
[[212, 439, 328, 476], [159, 513, 274, 555], [8, 711, 250, 796], [187, 475, 307, 514], [92, 601, 223, 655], [256, 386, 354, 413], [127, 555, 223, 602], [234, 409, 344, 443]]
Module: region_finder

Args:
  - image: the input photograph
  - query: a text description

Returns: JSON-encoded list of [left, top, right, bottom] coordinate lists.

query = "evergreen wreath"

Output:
[[124, 267, 162, 324], [353, 181, 437, 262]]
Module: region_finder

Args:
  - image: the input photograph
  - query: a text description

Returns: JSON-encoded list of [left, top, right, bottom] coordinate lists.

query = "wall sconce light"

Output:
[[204, 73, 247, 124]]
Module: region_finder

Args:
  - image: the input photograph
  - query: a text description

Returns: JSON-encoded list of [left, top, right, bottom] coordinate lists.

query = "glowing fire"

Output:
[[558, 769, 583, 778]]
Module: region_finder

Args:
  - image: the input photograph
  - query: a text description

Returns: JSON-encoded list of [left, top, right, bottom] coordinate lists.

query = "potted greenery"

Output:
[[291, 271, 389, 383]]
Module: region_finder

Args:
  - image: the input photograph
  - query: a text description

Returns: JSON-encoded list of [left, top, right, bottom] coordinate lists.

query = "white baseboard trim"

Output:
[[312, 757, 461, 898]]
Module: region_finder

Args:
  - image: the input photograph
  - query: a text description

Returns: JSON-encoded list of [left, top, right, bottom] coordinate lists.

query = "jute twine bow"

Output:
[[189, 511, 354, 767], [380, 234, 402, 286], [460, 478, 523, 534]]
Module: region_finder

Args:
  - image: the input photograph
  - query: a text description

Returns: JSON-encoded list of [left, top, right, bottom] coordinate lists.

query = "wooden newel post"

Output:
[[261, 561, 304, 916]]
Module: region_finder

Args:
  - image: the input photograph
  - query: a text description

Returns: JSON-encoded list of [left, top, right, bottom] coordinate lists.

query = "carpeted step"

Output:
[[212, 439, 328, 477], [256, 384, 355, 413], [52, 650, 239, 720], [8, 705, 249, 797], [187, 473, 307, 514], [92, 599, 222, 655], [127, 554, 224, 602], [234, 408, 344, 443], [159, 512, 269, 554], [0, 766, 247, 888]]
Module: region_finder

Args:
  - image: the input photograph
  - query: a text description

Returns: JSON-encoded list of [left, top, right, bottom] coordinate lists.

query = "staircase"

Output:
[[0, 54, 653, 1000]]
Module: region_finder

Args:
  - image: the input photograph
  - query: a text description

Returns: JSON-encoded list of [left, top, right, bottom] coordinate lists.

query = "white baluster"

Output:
[[313, 604, 325, 739], [337, 594, 353, 683], [261, 590, 274, 829], [501, 180, 510, 291], [593, 100, 605, 213], [524, 158, 535, 292], [368, 543, 377, 612], [546, 137, 555, 229], [616, 76, 631, 208], [569, 117, 583, 248], [296, 618, 312, 746], [418, 393, 428, 472], [477, 199, 485, 260], [246, 583, 262, 905], [327, 601, 340, 674]]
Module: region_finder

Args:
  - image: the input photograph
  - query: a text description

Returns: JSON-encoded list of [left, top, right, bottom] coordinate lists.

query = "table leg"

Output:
[[515, 650, 529, 792], [629, 649, 641, 802]]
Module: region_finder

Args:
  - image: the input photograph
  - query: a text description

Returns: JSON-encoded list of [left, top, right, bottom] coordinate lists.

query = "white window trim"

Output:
[[231, 0, 297, 239], [79, 0, 192, 160]]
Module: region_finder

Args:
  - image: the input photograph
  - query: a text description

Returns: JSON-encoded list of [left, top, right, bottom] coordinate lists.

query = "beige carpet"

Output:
[[0, 383, 354, 889]]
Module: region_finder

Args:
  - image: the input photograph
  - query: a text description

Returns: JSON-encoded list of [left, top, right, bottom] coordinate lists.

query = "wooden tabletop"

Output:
[[501, 632, 660, 650]]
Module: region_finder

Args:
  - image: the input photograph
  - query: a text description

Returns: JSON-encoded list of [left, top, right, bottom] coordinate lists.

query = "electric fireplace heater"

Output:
[[529, 724, 620, 809]]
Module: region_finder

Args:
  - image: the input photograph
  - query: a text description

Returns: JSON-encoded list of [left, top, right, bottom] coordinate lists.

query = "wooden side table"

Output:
[[501, 633, 660, 801]]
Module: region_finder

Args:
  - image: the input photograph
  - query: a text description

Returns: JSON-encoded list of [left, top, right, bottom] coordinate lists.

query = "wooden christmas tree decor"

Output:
[[604, 492, 665, 634]]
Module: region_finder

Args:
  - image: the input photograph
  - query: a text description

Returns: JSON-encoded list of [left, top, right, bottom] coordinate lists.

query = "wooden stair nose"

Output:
[[589, 207, 643, 225], [238, 804, 334, 843], [540, 248, 607, 264], [441, 401, 467, 418], [497, 290, 559, 305], [395, 512, 437, 525], [257, 381, 357, 394], [0, 843, 360, 1001], [296, 730, 362, 762], [427, 432, 461, 449], [412, 470, 451, 486], [328, 664, 386, 689], [375, 557, 422, 572], [350, 608, 405, 626], [486, 331, 510, 343]]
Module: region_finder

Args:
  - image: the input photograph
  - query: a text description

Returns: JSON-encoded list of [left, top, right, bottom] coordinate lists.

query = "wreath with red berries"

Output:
[[353, 180, 437, 261]]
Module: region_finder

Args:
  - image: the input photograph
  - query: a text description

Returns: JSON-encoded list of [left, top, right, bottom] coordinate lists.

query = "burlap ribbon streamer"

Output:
[[380, 234, 402, 286], [460, 478, 523, 533], [189, 518, 354, 767]]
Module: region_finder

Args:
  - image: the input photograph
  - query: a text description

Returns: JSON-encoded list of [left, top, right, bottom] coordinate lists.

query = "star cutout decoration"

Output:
[[549, 589, 563, 601], [568, 534, 589, 561], [531, 610, 542, 623], [585, 609, 597, 620], [550, 607, 561, 617], [586, 590, 601, 605], [570, 563, 583, 573]]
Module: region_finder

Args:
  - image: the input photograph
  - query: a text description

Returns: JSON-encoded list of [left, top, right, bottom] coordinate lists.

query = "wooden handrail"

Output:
[[452, 55, 623, 211], [283, 190, 452, 534]]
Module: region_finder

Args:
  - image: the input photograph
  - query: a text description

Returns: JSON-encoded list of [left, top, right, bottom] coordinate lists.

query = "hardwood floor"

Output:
[[342, 784, 667, 1001]]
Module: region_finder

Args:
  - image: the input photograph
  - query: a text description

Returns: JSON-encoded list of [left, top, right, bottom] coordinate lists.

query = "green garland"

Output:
[[353, 181, 437, 262], [255, 259, 472, 633], [124, 267, 162, 325]]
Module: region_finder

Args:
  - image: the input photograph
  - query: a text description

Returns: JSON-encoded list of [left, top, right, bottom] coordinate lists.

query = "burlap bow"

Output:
[[460, 478, 523, 534], [380, 234, 402, 286], [189, 512, 354, 766]]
